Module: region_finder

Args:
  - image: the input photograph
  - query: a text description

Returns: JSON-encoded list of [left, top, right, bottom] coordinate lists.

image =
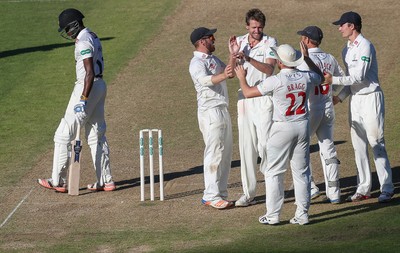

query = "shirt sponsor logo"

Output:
[[361, 56, 370, 62], [315, 53, 328, 60], [286, 72, 303, 81], [80, 49, 92, 55]]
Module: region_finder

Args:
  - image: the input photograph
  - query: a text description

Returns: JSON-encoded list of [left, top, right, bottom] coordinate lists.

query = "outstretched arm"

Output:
[[300, 41, 325, 82], [234, 65, 262, 98], [239, 52, 275, 76]]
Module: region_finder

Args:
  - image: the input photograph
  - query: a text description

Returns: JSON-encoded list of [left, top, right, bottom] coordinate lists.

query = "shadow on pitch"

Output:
[[0, 37, 114, 58], [114, 159, 242, 193], [310, 140, 346, 154], [115, 140, 349, 200]]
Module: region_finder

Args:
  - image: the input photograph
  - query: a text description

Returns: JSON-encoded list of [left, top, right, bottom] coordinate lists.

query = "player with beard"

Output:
[[189, 27, 236, 209]]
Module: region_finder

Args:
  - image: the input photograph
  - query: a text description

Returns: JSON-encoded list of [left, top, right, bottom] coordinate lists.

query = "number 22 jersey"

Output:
[[257, 68, 322, 122]]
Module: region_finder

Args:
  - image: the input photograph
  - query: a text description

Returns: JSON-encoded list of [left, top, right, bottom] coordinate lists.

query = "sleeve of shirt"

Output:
[[266, 37, 278, 59], [76, 40, 94, 60], [189, 59, 214, 87], [332, 57, 346, 77], [337, 86, 351, 101], [332, 43, 372, 86], [257, 76, 276, 95]]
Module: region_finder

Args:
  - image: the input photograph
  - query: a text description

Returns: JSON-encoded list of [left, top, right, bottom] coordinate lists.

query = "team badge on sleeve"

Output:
[[80, 49, 92, 55], [361, 56, 370, 62]]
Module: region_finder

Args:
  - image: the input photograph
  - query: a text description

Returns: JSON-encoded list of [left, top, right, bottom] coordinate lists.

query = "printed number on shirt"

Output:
[[315, 84, 330, 95], [286, 92, 306, 116]]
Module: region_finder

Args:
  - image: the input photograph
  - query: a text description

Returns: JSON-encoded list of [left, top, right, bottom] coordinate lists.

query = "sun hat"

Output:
[[270, 44, 303, 67]]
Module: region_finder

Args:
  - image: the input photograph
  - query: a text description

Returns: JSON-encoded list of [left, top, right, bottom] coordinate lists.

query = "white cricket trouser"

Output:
[[349, 90, 393, 195], [309, 106, 340, 200], [52, 78, 113, 186], [264, 120, 311, 221], [237, 95, 273, 199], [198, 106, 233, 201]]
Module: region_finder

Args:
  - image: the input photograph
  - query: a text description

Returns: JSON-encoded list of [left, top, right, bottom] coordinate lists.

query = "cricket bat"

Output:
[[68, 124, 82, 195]]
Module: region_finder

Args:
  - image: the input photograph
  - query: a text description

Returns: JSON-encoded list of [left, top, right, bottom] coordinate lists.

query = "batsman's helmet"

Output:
[[58, 8, 84, 39]]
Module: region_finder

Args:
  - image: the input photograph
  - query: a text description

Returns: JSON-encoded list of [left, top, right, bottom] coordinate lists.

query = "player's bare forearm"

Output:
[[305, 56, 324, 82], [82, 57, 95, 98], [234, 65, 262, 98], [332, 96, 341, 105], [300, 41, 324, 82], [227, 53, 237, 78], [245, 56, 275, 76]]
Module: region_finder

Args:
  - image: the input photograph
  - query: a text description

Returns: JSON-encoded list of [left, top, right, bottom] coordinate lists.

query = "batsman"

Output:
[[38, 8, 116, 193]]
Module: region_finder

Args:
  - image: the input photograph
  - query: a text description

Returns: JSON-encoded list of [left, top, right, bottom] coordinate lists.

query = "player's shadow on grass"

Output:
[[310, 140, 346, 154], [281, 166, 400, 200], [115, 140, 348, 198], [0, 37, 114, 58], [114, 160, 241, 194]]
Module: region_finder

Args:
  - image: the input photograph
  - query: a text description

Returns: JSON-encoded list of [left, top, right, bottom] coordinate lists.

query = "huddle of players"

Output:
[[189, 9, 394, 225]]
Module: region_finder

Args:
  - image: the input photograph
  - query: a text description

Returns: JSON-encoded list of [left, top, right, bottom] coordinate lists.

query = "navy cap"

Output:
[[190, 27, 217, 45], [297, 26, 323, 42], [333, 11, 362, 26]]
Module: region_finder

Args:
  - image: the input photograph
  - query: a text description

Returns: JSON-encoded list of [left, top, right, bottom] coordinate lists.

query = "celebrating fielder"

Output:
[[229, 9, 277, 207], [296, 26, 345, 204], [189, 27, 235, 209], [235, 43, 326, 225], [327, 11, 394, 203]]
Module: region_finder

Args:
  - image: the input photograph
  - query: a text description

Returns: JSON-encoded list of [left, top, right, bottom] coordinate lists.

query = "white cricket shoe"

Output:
[[259, 214, 280, 225], [290, 216, 309, 225], [235, 195, 256, 207], [311, 187, 320, 199]]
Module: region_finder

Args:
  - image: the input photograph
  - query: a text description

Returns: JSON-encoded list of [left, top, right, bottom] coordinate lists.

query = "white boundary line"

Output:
[[0, 186, 34, 228]]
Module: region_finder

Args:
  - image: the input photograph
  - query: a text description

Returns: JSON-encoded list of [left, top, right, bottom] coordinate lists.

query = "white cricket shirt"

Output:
[[74, 28, 104, 84], [236, 34, 277, 87], [333, 34, 380, 96], [297, 47, 345, 110], [189, 51, 229, 112], [257, 68, 321, 122]]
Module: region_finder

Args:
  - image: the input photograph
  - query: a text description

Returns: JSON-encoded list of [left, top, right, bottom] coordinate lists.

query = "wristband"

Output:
[[80, 95, 88, 101]]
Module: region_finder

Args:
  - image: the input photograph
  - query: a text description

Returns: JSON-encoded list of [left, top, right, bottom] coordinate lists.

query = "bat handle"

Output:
[[75, 123, 81, 141]]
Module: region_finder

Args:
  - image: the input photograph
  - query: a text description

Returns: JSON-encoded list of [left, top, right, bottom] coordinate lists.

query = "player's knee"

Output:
[[87, 123, 106, 146], [54, 118, 71, 145], [325, 157, 340, 166]]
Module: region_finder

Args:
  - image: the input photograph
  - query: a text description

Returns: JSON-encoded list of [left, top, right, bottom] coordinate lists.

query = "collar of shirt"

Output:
[[280, 68, 297, 74], [347, 33, 364, 48], [308, 47, 323, 53], [193, 51, 213, 59], [76, 27, 90, 41], [241, 33, 267, 49]]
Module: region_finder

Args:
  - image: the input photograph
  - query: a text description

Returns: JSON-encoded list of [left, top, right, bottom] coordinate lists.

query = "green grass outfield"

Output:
[[1, 1, 400, 252]]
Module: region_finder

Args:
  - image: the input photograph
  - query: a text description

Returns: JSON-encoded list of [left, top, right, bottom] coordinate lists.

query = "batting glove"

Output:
[[74, 99, 87, 124]]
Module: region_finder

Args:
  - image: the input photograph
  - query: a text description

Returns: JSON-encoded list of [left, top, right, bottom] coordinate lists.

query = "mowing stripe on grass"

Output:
[[0, 186, 34, 228]]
